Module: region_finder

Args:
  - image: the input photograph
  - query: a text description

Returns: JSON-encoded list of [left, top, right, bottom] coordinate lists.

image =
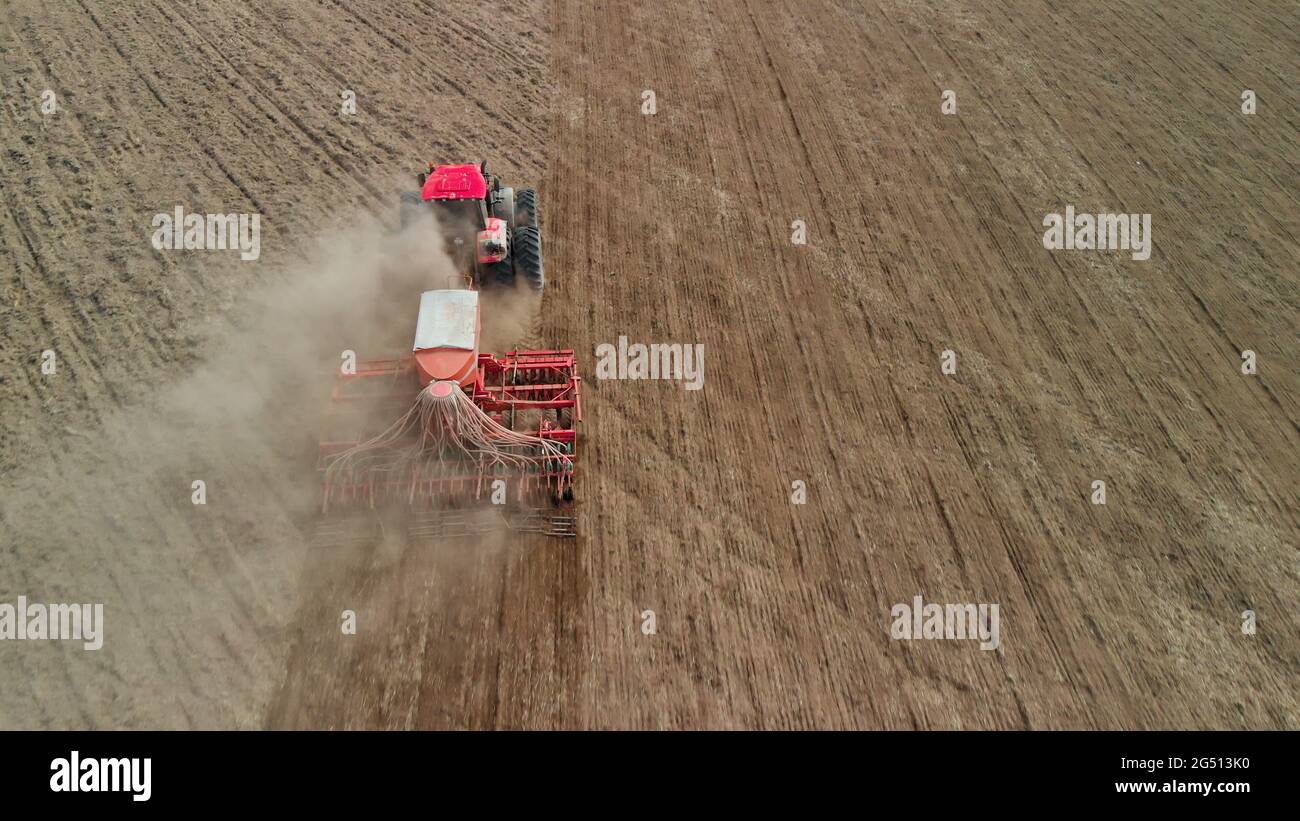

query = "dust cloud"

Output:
[[0, 206, 494, 728]]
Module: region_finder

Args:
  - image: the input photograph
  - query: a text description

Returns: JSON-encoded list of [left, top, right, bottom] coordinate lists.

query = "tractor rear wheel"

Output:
[[514, 188, 539, 228], [399, 191, 424, 229], [512, 225, 544, 291], [491, 186, 515, 225], [484, 224, 516, 288]]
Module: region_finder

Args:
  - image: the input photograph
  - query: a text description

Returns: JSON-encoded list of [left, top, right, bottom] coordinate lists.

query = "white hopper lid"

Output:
[[413, 289, 478, 352]]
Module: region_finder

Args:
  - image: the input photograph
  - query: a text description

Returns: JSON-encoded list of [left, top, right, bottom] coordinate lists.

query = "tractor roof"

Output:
[[421, 163, 488, 201]]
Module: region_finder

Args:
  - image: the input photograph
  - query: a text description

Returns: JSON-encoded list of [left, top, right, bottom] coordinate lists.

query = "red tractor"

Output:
[[400, 161, 543, 291]]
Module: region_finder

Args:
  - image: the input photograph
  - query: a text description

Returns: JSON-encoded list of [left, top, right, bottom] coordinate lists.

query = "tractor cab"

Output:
[[416, 163, 492, 271], [399, 160, 544, 292], [420, 162, 490, 224]]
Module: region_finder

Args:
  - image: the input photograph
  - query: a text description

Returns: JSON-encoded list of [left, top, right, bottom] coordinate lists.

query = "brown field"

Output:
[[0, 0, 1296, 729]]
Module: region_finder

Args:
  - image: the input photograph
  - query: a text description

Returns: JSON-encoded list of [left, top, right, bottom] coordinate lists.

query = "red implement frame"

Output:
[[318, 349, 581, 528]]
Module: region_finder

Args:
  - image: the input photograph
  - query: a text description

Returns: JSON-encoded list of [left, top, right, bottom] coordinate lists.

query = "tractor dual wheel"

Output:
[[484, 224, 516, 288], [491, 186, 515, 227], [514, 188, 539, 228], [512, 225, 544, 291]]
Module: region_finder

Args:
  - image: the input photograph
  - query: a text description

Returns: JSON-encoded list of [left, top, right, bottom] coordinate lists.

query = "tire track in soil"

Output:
[[873, 0, 1300, 613], [524, 0, 1296, 728]]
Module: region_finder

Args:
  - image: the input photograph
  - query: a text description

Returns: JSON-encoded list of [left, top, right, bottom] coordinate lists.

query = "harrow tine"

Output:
[[408, 509, 507, 541], [507, 510, 577, 538], [312, 515, 384, 548]]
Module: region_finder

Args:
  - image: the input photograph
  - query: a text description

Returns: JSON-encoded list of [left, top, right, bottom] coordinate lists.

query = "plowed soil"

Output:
[[1, 0, 1296, 729]]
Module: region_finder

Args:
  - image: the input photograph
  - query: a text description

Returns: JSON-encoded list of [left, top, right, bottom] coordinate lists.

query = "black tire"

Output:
[[514, 188, 539, 228], [483, 224, 516, 288], [490, 186, 515, 225], [512, 225, 544, 291], [399, 191, 424, 229]]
